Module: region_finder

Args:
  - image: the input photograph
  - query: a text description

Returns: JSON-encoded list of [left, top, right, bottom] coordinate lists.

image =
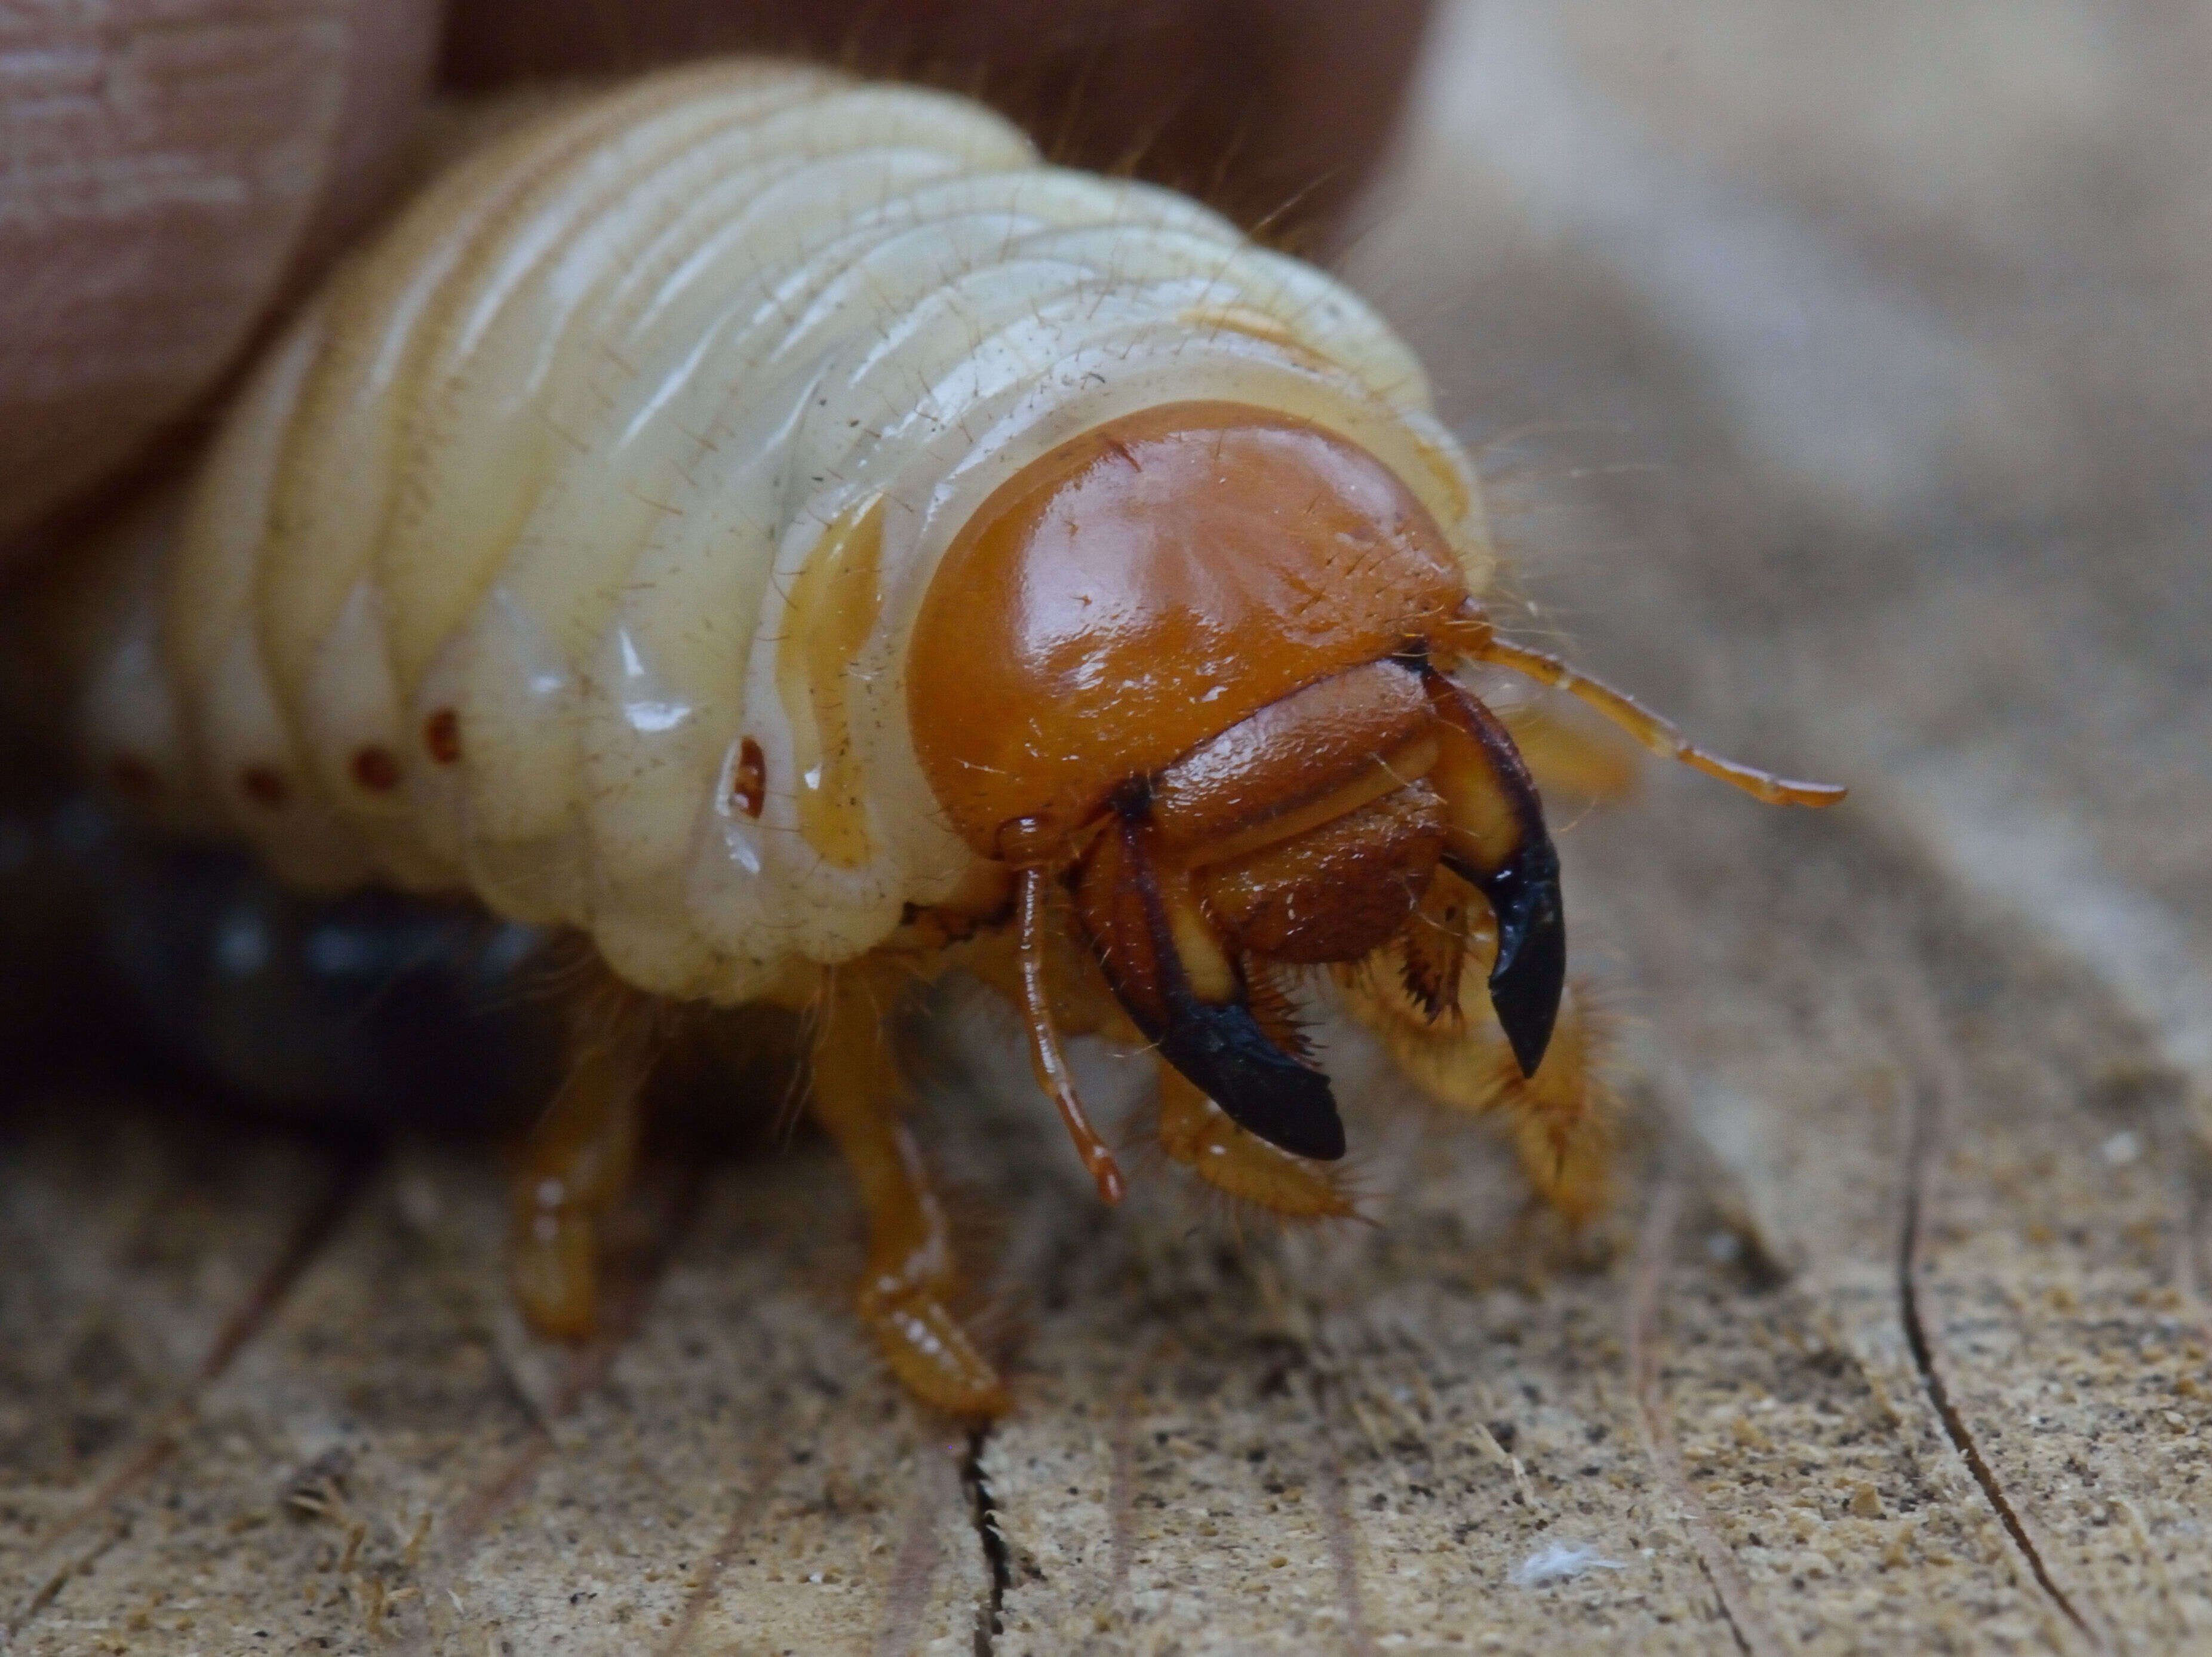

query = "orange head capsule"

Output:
[[909, 401, 1572, 1166]]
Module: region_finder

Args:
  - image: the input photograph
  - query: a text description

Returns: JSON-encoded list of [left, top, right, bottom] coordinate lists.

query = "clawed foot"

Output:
[[859, 1280, 1009, 1418]]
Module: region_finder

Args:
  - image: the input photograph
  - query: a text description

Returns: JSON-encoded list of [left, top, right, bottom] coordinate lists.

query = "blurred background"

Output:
[[4, 2, 2210, 1649], [1347, 0, 2212, 1130]]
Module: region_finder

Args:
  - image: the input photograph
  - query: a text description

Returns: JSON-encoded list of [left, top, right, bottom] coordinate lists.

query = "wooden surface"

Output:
[[7, 2, 2212, 1651]]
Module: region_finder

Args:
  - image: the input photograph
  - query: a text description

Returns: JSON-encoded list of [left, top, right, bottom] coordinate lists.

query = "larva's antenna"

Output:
[[1013, 860, 1127, 1206], [1440, 614, 1848, 810]]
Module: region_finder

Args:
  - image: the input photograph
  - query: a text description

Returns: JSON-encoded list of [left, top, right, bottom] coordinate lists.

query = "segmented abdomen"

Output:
[[55, 60, 1488, 1004]]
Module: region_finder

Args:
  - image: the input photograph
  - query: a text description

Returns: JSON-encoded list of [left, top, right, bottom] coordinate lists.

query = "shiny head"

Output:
[[910, 403, 1568, 1169]]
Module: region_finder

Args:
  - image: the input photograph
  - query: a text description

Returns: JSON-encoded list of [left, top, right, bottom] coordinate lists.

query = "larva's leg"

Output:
[[1420, 983, 1608, 1223], [1012, 865, 1126, 1204], [509, 977, 659, 1339], [812, 969, 1007, 1418], [1342, 930, 1611, 1223], [1442, 614, 1847, 810], [1157, 1066, 1356, 1219]]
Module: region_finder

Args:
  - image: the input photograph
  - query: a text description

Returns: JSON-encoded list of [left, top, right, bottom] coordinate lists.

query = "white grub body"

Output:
[[55, 60, 1490, 1004]]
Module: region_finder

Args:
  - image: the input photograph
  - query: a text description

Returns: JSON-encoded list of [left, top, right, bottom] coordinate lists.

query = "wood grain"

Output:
[[6, 1, 2210, 1650]]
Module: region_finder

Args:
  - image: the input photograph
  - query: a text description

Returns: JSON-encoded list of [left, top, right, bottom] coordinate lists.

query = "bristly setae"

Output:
[[27, 60, 1842, 1415]]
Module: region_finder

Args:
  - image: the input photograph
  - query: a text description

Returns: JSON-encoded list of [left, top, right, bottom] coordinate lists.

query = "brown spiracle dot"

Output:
[[423, 707, 462, 765], [107, 754, 159, 801], [351, 745, 401, 792], [733, 737, 767, 818], [240, 765, 289, 808]]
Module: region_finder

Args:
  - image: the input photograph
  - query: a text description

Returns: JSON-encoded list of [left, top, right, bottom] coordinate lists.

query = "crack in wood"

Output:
[[961, 1424, 1010, 1655], [437, 1163, 711, 1557], [871, 1436, 956, 1656], [1107, 1362, 1139, 1612], [2, 1131, 381, 1641], [2155, 1089, 2212, 1342], [10, 1518, 125, 1641], [1309, 1373, 1378, 1657], [656, 1420, 787, 1656], [1099, 1335, 1173, 1617], [1624, 1159, 1784, 1657], [1893, 1006, 2109, 1652]]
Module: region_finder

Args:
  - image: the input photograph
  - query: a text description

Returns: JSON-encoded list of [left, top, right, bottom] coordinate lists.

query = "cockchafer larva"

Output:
[[29, 59, 1843, 1415]]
